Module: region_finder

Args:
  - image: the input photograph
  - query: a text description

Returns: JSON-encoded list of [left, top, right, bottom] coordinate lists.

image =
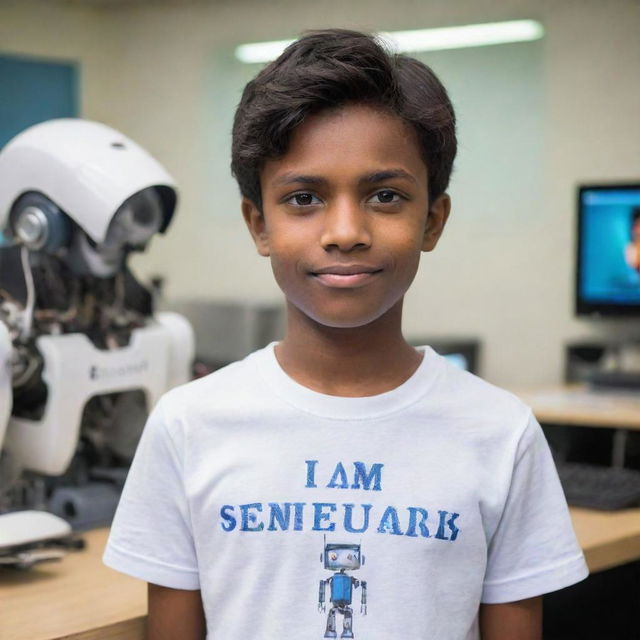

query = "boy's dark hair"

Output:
[[231, 28, 457, 210]]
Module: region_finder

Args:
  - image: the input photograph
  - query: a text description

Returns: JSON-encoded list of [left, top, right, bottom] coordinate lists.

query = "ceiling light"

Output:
[[235, 20, 544, 64]]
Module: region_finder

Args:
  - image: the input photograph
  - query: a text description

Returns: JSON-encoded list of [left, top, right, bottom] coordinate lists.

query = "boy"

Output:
[[103, 29, 588, 639]]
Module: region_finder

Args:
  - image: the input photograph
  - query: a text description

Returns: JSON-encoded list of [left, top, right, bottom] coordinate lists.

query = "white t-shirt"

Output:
[[103, 344, 588, 639]]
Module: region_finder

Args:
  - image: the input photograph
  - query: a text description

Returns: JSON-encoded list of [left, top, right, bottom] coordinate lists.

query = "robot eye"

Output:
[[330, 553, 337, 561], [347, 554, 353, 560]]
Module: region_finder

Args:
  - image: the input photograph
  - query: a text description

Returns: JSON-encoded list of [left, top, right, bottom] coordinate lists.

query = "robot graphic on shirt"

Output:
[[318, 540, 367, 639]]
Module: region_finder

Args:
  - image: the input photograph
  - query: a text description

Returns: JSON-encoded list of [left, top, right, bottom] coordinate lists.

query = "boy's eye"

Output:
[[286, 193, 321, 206], [369, 190, 401, 204]]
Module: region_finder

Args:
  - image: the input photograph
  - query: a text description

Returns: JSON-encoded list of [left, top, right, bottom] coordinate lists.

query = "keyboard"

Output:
[[556, 462, 640, 510]]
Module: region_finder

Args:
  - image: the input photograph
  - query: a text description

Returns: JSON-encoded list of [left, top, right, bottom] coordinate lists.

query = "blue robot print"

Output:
[[318, 540, 367, 639]]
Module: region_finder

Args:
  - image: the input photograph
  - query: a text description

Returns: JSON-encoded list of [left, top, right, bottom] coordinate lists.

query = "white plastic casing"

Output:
[[5, 312, 194, 476], [0, 322, 12, 450], [0, 510, 71, 549], [0, 119, 177, 243]]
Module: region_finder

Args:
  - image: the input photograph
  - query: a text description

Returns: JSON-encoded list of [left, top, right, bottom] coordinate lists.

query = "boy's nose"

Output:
[[320, 200, 372, 252]]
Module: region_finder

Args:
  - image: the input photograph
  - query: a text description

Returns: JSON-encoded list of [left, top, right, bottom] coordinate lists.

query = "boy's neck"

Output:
[[274, 300, 423, 397]]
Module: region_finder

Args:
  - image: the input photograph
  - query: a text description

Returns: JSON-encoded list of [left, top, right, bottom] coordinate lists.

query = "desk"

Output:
[[571, 507, 640, 572], [517, 386, 640, 430], [518, 385, 640, 467], [0, 528, 145, 640], [519, 385, 640, 570]]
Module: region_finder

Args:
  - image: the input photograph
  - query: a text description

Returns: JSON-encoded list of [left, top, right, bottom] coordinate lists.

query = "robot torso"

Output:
[[330, 572, 353, 606]]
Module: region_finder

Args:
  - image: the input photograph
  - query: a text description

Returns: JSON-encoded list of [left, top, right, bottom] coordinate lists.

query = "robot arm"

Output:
[[350, 577, 367, 615], [360, 580, 367, 615], [318, 578, 327, 612], [0, 319, 76, 568]]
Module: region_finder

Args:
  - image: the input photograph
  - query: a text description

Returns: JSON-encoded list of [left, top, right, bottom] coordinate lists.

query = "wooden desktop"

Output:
[[2, 384, 640, 640], [519, 384, 640, 574], [517, 385, 640, 431], [0, 527, 145, 640]]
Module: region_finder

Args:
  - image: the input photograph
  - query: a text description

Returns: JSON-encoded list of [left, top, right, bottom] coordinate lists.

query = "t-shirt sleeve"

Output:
[[481, 411, 589, 603], [102, 396, 200, 589]]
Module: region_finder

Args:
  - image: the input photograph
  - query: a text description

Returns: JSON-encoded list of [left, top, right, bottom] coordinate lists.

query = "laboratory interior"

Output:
[[0, 0, 639, 638]]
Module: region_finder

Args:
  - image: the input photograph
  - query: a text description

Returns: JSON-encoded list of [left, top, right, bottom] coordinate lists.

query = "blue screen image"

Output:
[[580, 189, 640, 305]]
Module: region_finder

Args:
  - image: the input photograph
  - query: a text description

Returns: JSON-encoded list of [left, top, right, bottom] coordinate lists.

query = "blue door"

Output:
[[0, 54, 79, 149]]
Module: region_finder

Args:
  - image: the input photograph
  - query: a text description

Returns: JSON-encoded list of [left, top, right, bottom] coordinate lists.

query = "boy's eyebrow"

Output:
[[271, 169, 417, 187], [360, 169, 417, 185], [272, 173, 327, 186]]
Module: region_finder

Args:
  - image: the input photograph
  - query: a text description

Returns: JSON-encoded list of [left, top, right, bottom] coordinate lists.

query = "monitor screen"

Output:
[[576, 184, 640, 316]]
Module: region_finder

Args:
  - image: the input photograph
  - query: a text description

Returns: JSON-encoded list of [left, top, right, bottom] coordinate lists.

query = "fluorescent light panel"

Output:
[[235, 20, 544, 64]]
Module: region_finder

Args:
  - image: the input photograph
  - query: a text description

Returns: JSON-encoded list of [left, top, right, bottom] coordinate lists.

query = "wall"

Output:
[[0, 1, 118, 120], [1, 0, 639, 386]]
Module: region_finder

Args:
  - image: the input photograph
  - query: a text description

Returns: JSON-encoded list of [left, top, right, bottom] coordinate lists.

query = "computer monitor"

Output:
[[576, 183, 640, 316], [408, 338, 480, 375]]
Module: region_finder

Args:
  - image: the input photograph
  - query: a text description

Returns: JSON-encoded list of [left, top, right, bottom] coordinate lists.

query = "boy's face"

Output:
[[243, 104, 450, 330]]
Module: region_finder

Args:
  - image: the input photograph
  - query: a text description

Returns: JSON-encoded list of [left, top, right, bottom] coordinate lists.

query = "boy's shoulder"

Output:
[[430, 349, 533, 430], [158, 346, 266, 417]]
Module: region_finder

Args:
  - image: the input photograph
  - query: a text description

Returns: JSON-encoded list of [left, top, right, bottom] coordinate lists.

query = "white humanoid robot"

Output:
[[0, 119, 194, 568]]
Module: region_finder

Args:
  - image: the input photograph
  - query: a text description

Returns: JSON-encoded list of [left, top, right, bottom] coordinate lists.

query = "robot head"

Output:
[[323, 543, 363, 571], [0, 119, 177, 277], [65, 187, 164, 277]]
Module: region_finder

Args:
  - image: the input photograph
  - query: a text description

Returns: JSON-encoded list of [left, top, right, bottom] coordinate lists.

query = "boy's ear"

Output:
[[242, 198, 270, 257], [422, 193, 451, 252]]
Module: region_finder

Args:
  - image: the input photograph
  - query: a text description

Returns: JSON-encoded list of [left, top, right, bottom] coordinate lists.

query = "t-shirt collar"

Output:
[[253, 342, 443, 420]]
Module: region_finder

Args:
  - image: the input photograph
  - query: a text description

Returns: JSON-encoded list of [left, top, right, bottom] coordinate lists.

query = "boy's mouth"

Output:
[[310, 264, 383, 288]]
